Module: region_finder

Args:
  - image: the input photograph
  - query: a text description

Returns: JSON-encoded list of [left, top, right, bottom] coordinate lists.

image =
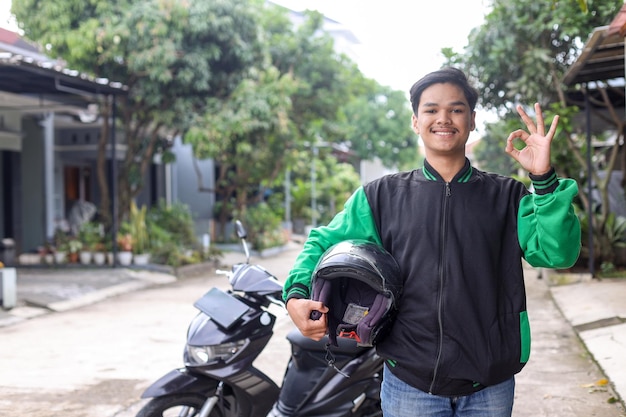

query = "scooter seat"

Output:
[[286, 327, 365, 355]]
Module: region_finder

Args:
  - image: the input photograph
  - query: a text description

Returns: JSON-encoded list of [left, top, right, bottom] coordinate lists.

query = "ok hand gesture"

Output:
[[505, 103, 558, 176]]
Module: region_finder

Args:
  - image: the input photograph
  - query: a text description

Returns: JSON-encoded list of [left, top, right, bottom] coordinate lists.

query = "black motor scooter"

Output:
[[136, 220, 383, 417]]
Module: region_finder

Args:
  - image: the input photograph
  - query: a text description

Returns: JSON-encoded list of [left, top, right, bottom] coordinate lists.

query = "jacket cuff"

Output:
[[283, 283, 310, 302], [530, 167, 558, 195]]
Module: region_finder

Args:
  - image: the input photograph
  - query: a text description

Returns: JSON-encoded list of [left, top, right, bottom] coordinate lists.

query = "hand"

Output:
[[286, 298, 329, 341], [505, 103, 558, 175]]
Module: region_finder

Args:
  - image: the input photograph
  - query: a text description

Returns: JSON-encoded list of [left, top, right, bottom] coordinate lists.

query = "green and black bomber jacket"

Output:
[[283, 158, 581, 397]]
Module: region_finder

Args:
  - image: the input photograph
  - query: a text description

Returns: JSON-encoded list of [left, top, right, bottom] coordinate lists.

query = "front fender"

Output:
[[141, 368, 219, 398]]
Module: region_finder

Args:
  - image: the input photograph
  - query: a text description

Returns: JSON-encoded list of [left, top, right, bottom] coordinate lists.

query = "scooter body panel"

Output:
[[141, 369, 218, 398]]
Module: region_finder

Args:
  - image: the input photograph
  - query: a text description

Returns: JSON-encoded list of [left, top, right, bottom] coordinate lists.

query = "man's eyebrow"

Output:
[[421, 100, 468, 107]]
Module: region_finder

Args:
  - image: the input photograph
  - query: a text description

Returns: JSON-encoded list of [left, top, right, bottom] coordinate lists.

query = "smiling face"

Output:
[[411, 82, 476, 160]]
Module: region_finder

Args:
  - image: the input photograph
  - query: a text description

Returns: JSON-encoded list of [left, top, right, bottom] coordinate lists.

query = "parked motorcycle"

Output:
[[135, 220, 383, 417]]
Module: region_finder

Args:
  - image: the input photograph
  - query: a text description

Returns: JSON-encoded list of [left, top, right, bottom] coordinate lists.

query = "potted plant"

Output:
[[129, 201, 151, 265], [67, 238, 82, 263], [78, 222, 102, 265], [92, 241, 107, 265], [53, 229, 70, 264], [39, 242, 55, 265], [103, 234, 114, 265], [116, 231, 133, 266]]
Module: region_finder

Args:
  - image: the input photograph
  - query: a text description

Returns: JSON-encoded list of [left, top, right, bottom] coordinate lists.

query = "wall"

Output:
[[171, 136, 215, 240]]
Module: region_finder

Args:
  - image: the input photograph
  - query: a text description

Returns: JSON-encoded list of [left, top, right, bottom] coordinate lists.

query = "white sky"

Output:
[[271, 0, 491, 93], [0, 0, 16, 31]]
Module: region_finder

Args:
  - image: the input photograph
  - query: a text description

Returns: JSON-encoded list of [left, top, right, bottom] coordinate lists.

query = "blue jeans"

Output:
[[381, 365, 515, 417]]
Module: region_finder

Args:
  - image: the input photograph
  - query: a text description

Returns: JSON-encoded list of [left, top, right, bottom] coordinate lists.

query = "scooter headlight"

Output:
[[185, 340, 247, 366]]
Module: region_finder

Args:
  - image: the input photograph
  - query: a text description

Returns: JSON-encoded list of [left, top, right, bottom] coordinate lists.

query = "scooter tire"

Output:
[[135, 393, 223, 417]]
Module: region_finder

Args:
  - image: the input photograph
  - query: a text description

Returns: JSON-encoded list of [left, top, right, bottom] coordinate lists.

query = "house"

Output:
[[0, 27, 135, 263]]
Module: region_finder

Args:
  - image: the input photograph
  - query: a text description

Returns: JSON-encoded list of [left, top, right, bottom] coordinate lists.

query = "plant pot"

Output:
[[54, 252, 67, 264], [106, 252, 114, 265], [68, 252, 79, 264], [117, 251, 133, 266], [133, 253, 151, 265], [93, 252, 106, 265], [79, 251, 93, 265]]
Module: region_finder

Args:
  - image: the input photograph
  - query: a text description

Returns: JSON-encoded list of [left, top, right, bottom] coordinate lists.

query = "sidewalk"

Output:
[[0, 250, 625, 412], [0, 249, 260, 327], [548, 273, 626, 407]]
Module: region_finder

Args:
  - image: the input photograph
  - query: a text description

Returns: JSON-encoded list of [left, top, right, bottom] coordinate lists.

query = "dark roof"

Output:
[[563, 25, 624, 86], [0, 27, 41, 54], [0, 53, 127, 102]]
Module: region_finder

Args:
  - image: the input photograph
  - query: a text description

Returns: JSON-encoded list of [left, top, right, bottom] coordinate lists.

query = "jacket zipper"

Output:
[[429, 181, 451, 394]]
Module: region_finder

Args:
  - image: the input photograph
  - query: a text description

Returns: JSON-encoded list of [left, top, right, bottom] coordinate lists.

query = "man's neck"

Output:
[[426, 155, 467, 182]]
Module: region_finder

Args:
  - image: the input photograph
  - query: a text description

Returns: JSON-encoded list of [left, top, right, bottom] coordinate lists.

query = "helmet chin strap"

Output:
[[324, 343, 350, 378]]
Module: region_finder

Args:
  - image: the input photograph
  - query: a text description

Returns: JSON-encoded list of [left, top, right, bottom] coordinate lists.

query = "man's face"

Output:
[[411, 82, 476, 158]]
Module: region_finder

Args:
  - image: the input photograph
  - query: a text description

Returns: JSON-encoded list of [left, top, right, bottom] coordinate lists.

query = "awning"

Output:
[[563, 25, 624, 86], [0, 52, 128, 103]]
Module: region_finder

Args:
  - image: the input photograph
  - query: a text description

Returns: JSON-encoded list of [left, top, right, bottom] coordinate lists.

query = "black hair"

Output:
[[409, 67, 479, 114]]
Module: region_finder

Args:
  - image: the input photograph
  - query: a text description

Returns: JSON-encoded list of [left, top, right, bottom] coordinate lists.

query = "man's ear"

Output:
[[411, 113, 419, 135], [470, 111, 476, 131]]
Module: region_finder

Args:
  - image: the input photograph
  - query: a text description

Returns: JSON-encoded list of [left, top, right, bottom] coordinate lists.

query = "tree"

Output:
[[11, 0, 265, 227], [184, 66, 298, 239], [13, 0, 419, 244], [340, 84, 418, 171], [313, 154, 362, 225], [472, 116, 522, 177], [443, 0, 624, 268], [183, 4, 417, 238]]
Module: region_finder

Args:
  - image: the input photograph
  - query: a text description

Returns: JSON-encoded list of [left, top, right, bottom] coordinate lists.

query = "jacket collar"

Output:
[[422, 158, 473, 183]]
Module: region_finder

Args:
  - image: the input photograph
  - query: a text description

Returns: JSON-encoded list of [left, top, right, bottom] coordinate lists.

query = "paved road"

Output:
[[0, 245, 624, 416]]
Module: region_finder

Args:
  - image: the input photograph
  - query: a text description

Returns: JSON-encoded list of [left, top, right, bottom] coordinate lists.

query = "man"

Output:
[[283, 67, 581, 416]]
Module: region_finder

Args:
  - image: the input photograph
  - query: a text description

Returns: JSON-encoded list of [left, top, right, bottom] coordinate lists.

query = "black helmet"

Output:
[[311, 240, 402, 347]]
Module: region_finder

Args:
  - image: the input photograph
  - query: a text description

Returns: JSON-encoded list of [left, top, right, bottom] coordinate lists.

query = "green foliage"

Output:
[[472, 117, 520, 176], [185, 65, 298, 230], [78, 221, 103, 251], [147, 200, 197, 248], [454, 0, 622, 111], [288, 152, 361, 225], [445, 0, 624, 268], [577, 207, 626, 266], [144, 200, 204, 266], [129, 201, 149, 254], [340, 86, 419, 170], [236, 203, 286, 251], [315, 157, 362, 225], [53, 228, 71, 252]]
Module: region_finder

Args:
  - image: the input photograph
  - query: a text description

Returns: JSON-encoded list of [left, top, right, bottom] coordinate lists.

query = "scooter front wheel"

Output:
[[136, 393, 223, 417]]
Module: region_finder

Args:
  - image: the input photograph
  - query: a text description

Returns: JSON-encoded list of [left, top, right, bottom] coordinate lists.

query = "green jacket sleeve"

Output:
[[283, 187, 381, 302], [518, 170, 581, 268]]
